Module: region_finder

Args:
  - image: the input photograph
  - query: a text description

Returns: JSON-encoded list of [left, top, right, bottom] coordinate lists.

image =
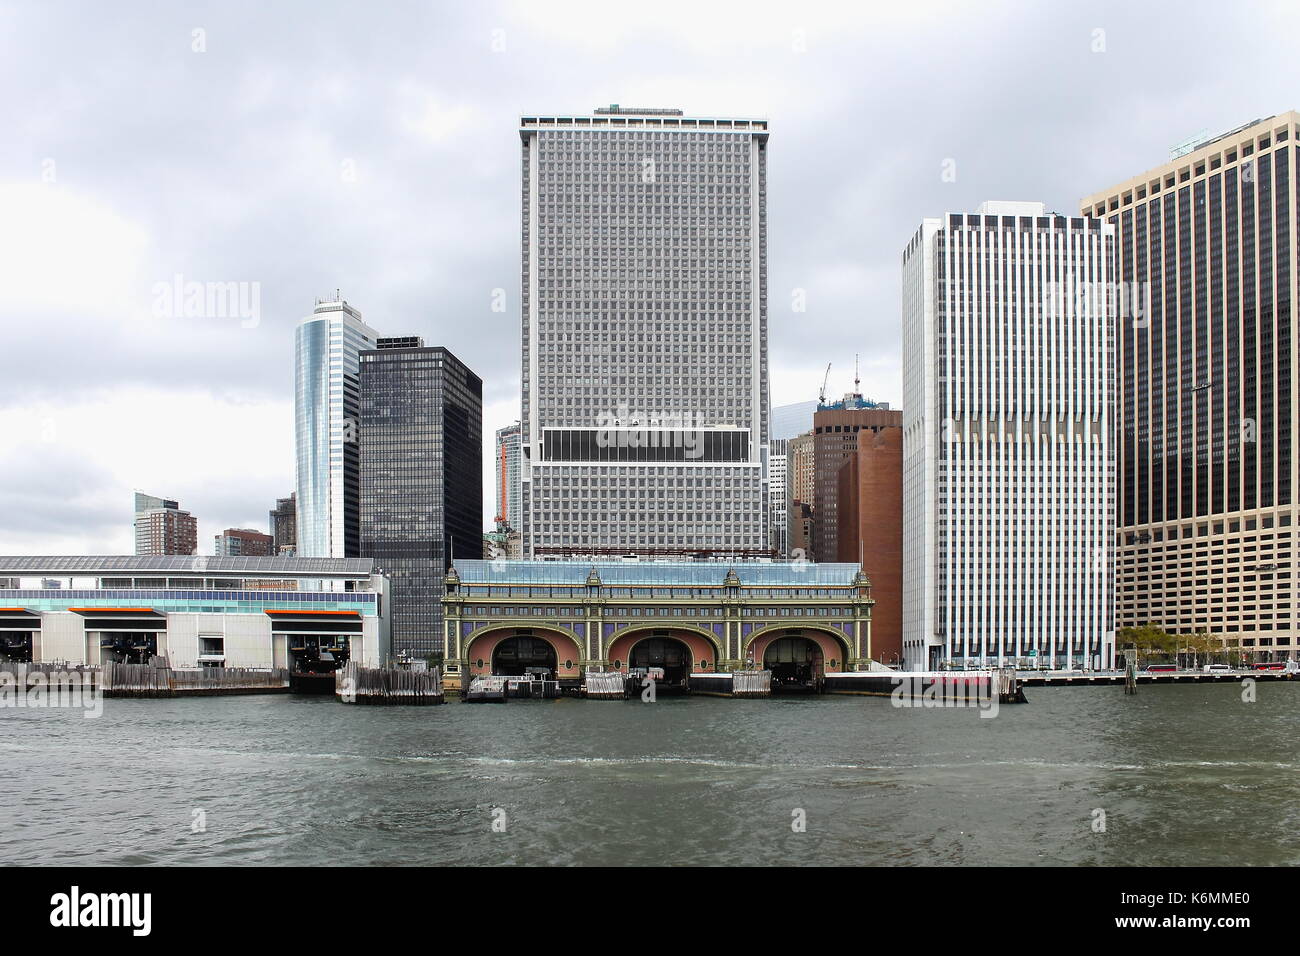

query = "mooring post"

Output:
[[1124, 644, 1137, 695]]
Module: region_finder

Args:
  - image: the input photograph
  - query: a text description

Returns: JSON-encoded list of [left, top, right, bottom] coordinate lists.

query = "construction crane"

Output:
[[819, 363, 832, 405]]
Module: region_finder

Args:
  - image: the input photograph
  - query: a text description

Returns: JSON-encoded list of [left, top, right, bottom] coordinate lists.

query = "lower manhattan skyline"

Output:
[[1, 1, 1295, 554], [4, 0, 1300, 906]]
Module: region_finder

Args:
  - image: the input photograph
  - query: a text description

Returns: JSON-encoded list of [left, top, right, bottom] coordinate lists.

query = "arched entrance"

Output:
[[764, 636, 823, 688], [492, 635, 557, 677], [628, 636, 693, 686], [464, 628, 584, 680], [746, 627, 850, 693]]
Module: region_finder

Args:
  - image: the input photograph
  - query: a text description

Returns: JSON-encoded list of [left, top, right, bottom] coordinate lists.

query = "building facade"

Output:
[[0, 556, 390, 668], [813, 399, 899, 563], [133, 492, 197, 556], [214, 529, 273, 557], [295, 297, 380, 558], [495, 423, 523, 532], [358, 337, 483, 657], [772, 400, 817, 441], [1081, 111, 1300, 662], [787, 430, 815, 559], [518, 106, 771, 559], [269, 493, 296, 556], [768, 438, 788, 557], [441, 559, 873, 689], [902, 201, 1116, 671], [835, 425, 904, 665]]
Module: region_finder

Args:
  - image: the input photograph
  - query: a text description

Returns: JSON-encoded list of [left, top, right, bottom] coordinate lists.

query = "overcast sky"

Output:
[[1, 0, 1296, 554]]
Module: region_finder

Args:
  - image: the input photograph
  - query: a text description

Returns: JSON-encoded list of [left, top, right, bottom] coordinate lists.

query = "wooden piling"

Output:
[[335, 662, 444, 705]]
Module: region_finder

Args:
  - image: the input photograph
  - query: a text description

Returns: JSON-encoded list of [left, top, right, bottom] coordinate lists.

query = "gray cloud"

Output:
[[1, 0, 1296, 547]]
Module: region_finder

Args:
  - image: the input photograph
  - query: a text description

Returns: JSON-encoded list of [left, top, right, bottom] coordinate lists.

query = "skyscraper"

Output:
[[359, 337, 482, 657], [133, 492, 197, 556], [771, 400, 817, 441], [835, 425, 903, 666], [812, 397, 897, 563], [1081, 111, 1300, 662], [494, 423, 522, 532], [518, 106, 771, 558], [269, 493, 296, 556], [768, 438, 788, 556], [294, 297, 380, 558], [902, 201, 1115, 671]]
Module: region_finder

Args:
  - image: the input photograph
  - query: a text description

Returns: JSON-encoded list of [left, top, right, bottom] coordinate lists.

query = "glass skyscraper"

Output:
[[518, 106, 771, 559], [294, 298, 380, 558], [359, 338, 482, 656], [1081, 111, 1300, 660]]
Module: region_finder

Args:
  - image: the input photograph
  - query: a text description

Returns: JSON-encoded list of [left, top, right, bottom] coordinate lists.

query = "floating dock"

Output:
[[464, 675, 509, 703], [823, 669, 1027, 704]]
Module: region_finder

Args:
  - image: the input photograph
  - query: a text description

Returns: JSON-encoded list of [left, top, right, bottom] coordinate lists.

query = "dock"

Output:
[[464, 675, 509, 703]]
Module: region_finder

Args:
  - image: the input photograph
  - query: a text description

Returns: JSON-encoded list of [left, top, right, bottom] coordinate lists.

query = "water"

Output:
[[3, 683, 1299, 866]]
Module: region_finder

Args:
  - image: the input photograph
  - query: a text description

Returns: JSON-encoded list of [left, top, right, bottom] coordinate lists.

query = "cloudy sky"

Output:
[[1, 0, 1296, 554]]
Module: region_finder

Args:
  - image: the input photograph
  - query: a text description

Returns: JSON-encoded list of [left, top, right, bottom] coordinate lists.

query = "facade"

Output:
[[358, 337, 483, 657], [787, 430, 815, 559], [441, 559, 873, 688], [772, 400, 817, 441], [133, 492, 197, 556], [214, 529, 272, 557], [294, 298, 381, 559], [0, 556, 390, 668], [269, 493, 296, 556], [495, 423, 523, 531], [789, 501, 814, 561], [835, 425, 904, 665], [902, 201, 1116, 671], [812, 398, 898, 563], [518, 106, 771, 559], [1081, 111, 1300, 662], [768, 438, 788, 557], [214, 528, 273, 557]]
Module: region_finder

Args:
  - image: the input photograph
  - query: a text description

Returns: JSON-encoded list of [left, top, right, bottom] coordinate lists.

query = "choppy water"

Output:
[[3, 683, 1298, 866]]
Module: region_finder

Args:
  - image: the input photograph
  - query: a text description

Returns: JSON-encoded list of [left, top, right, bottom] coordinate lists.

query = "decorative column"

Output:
[[851, 570, 874, 670], [584, 566, 605, 670], [722, 568, 742, 670], [442, 566, 465, 688]]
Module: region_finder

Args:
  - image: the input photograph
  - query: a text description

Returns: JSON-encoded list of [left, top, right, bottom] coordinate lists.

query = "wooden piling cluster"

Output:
[[0, 662, 98, 690], [582, 671, 631, 699], [730, 670, 772, 698], [335, 662, 444, 705], [101, 662, 290, 698]]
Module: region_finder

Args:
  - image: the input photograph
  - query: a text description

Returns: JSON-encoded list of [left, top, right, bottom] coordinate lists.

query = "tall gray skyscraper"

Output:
[[518, 105, 771, 558], [1081, 111, 1300, 662], [294, 297, 380, 558], [902, 202, 1116, 671], [359, 337, 482, 657]]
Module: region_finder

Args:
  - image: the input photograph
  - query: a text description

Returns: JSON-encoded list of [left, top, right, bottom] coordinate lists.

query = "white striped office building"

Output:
[[902, 201, 1116, 671]]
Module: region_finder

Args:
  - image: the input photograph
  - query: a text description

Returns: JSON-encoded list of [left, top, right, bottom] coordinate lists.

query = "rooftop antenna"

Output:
[[854, 354, 860, 394]]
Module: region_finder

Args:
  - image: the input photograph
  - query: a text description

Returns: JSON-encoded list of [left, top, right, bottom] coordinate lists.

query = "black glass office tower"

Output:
[[1082, 111, 1299, 661], [359, 338, 482, 657]]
